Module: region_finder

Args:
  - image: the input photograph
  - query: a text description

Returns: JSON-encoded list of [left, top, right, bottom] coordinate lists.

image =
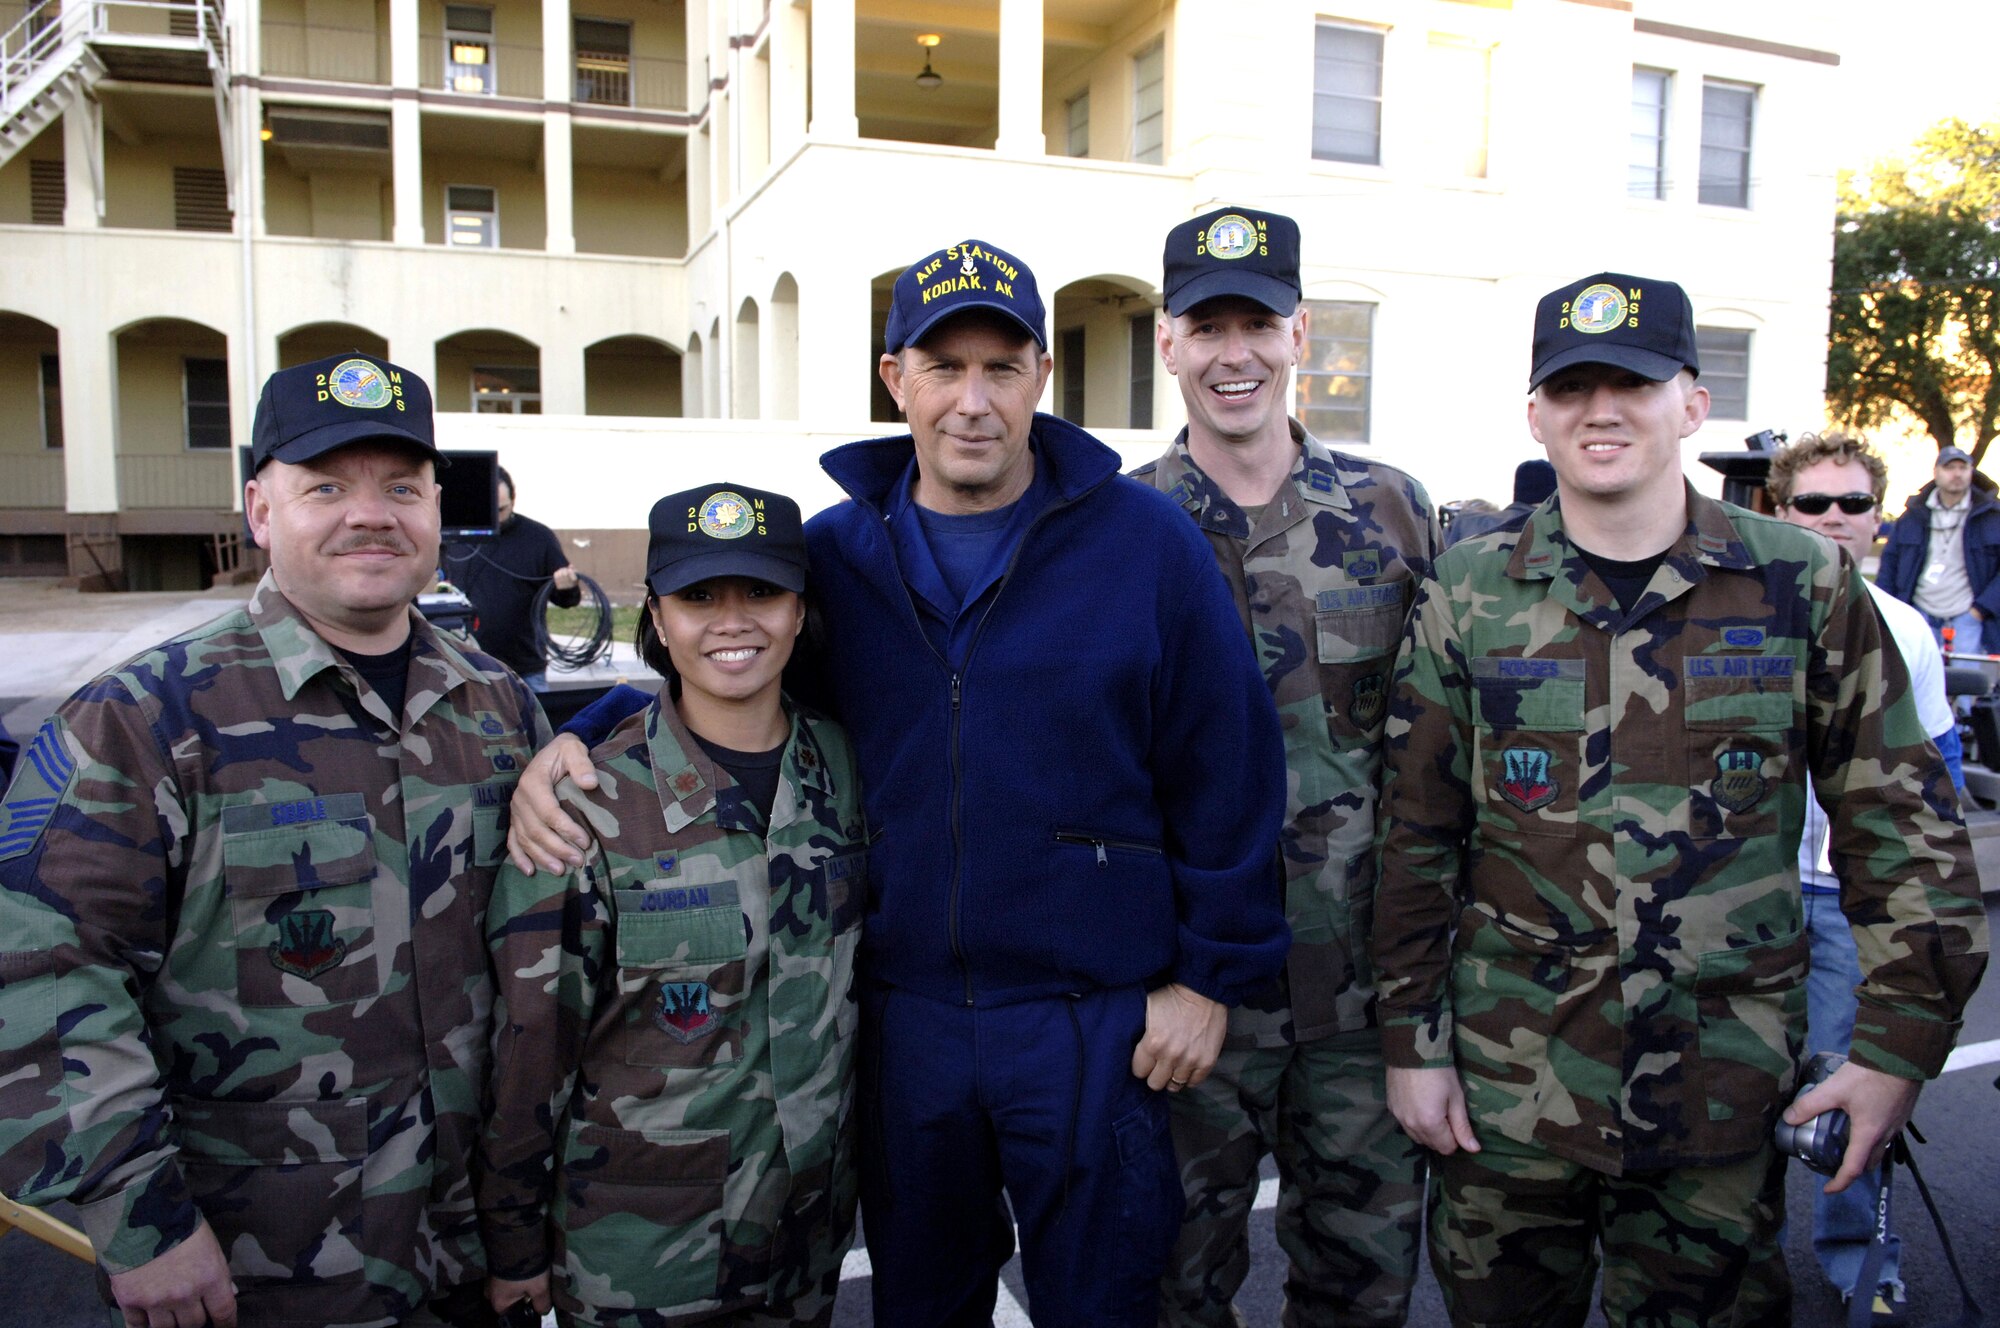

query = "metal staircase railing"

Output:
[[0, 0, 100, 166], [0, 0, 231, 174]]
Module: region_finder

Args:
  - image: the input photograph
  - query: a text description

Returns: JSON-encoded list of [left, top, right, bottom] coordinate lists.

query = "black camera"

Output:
[[1773, 1050, 1851, 1175]]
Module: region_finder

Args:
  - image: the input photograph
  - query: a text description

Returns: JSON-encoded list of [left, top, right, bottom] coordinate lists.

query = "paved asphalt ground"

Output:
[[2, 581, 1998, 1326]]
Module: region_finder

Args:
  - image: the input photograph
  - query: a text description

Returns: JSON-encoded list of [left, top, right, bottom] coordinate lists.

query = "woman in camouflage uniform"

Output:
[[478, 482, 866, 1327]]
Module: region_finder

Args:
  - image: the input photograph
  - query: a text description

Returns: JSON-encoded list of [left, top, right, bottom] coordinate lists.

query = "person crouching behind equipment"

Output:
[[478, 482, 865, 1327]]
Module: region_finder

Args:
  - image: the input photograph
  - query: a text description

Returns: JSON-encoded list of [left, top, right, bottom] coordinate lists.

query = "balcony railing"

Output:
[[419, 33, 539, 99], [117, 452, 234, 509], [572, 50, 685, 111], [260, 19, 382, 83], [0, 452, 64, 508]]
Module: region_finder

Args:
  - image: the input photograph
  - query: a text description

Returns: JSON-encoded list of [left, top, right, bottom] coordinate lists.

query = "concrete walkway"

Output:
[[0, 578, 247, 739], [0, 577, 647, 742]]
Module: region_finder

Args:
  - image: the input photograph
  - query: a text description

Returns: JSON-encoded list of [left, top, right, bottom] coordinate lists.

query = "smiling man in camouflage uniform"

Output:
[[1136, 206, 1436, 1327], [1371, 273, 1988, 1327], [0, 354, 547, 1328]]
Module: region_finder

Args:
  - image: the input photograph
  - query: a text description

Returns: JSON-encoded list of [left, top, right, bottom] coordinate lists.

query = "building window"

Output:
[[1700, 79, 1755, 208], [29, 159, 64, 225], [446, 185, 498, 247], [1058, 327, 1086, 424], [172, 166, 232, 232], [1696, 327, 1751, 419], [473, 365, 541, 413], [1128, 313, 1154, 429], [574, 17, 631, 106], [1313, 23, 1383, 165], [1296, 300, 1373, 444], [1630, 67, 1669, 200], [1427, 36, 1490, 178], [1066, 92, 1089, 158], [184, 358, 231, 449], [1131, 40, 1163, 165], [40, 353, 62, 449], [444, 4, 495, 94]]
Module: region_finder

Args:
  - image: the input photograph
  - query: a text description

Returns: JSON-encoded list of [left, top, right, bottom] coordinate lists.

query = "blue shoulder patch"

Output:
[[0, 723, 77, 862]]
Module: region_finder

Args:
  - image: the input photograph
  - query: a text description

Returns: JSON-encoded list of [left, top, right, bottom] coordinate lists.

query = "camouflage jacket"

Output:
[[1134, 423, 1440, 1047], [1372, 487, 1988, 1174], [0, 573, 546, 1326], [478, 695, 864, 1324]]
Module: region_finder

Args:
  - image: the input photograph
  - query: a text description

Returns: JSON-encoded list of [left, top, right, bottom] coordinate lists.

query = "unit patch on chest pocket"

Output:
[[1498, 747, 1559, 812], [1711, 750, 1767, 814], [269, 909, 348, 979], [1349, 673, 1385, 728], [656, 980, 715, 1043]]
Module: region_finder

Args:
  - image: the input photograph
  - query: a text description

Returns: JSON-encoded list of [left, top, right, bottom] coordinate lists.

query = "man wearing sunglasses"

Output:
[[1768, 431, 1966, 1318], [1876, 445, 2000, 657]]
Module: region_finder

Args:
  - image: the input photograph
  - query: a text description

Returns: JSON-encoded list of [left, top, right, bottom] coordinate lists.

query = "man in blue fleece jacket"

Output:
[[507, 238, 1288, 1326]]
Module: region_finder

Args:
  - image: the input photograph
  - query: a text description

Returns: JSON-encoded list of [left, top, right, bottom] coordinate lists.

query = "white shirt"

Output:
[[1799, 581, 1954, 890]]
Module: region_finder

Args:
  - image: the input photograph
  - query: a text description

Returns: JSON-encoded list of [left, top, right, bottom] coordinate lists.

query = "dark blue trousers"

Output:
[[858, 984, 1183, 1327]]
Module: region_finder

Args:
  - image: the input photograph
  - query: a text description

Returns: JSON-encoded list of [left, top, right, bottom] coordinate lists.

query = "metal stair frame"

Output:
[[0, 0, 235, 209]]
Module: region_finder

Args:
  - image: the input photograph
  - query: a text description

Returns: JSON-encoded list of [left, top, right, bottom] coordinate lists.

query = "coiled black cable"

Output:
[[443, 542, 615, 672], [536, 571, 614, 670]]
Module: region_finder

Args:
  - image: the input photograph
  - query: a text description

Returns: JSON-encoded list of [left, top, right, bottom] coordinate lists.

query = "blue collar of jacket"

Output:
[[818, 412, 1125, 520]]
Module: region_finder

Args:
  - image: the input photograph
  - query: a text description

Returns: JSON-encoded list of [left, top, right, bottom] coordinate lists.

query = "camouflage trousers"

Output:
[[1159, 1029, 1425, 1327], [1428, 1130, 1789, 1328]]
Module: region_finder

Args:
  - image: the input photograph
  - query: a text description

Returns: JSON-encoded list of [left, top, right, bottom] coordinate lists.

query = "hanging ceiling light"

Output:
[[915, 33, 942, 90]]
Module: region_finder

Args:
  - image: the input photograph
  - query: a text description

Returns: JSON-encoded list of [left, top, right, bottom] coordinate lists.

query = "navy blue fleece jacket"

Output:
[[810, 415, 1288, 1008]]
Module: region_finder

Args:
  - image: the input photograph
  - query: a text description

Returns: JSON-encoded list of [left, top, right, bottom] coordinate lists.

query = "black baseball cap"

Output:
[[884, 239, 1046, 353], [1163, 206, 1302, 316], [1528, 272, 1699, 392], [250, 353, 441, 472], [647, 483, 808, 597]]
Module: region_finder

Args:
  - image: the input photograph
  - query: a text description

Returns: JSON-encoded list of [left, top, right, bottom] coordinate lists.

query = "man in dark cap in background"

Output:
[[1445, 459, 1558, 547], [1877, 444, 2000, 656], [0, 353, 547, 1328]]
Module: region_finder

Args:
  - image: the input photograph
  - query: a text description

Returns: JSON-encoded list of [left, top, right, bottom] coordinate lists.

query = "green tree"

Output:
[[1827, 119, 2000, 465]]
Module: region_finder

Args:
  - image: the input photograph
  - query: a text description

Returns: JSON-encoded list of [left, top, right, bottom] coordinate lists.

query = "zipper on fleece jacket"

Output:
[[940, 487, 1084, 1003], [1052, 831, 1165, 868], [947, 670, 969, 1005]]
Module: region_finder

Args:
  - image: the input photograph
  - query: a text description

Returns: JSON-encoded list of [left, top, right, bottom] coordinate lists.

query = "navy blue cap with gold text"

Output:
[[884, 239, 1046, 354], [250, 353, 441, 472], [1528, 272, 1699, 392], [647, 483, 808, 598], [1163, 206, 1302, 317]]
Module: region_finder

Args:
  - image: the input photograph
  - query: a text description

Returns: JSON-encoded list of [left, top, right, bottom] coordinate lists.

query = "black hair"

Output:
[[497, 465, 515, 498], [633, 583, 825, 703]]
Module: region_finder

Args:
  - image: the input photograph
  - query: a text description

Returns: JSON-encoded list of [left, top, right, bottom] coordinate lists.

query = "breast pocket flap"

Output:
[[221, 796, 376, 900]]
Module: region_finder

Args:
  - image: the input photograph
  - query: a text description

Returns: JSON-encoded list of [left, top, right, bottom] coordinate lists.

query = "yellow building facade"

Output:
[[0, 0, 1843, 588]]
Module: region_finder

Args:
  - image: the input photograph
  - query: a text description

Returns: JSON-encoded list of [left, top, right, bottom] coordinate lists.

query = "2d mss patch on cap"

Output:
[[1201, 214, 1265, 261], [696, 491, 760, 540], [323, 358, 400, 410], [1566, 284, 1631, 335]]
